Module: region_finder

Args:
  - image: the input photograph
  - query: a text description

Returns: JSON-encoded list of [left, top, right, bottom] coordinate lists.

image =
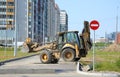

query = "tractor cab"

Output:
[[57, 31, 81, 50]]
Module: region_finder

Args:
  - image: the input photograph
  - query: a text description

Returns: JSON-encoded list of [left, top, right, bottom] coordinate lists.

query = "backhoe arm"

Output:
[[80, 21, 92, 55]]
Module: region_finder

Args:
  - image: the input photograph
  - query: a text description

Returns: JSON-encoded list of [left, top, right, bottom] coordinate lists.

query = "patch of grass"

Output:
[[115, 58, 120, 69], [95, 62, 120, 72], [81, 50, 120, 72], [0, 47, 39, 62]]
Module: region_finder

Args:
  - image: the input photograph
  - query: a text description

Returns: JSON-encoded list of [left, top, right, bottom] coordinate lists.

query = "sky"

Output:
[[55, 0, 120, 39]]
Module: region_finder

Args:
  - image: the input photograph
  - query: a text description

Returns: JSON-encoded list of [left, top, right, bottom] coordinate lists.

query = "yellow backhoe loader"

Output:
[[21, 21, 92, 63]]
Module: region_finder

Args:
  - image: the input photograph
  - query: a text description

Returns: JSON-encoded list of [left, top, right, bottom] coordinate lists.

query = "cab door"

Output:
[[57, 33, 67, 50]]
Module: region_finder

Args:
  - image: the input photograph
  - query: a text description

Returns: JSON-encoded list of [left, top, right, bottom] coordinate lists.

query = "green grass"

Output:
[[0, 47, 39, 62], [81, 49, 120, 72]]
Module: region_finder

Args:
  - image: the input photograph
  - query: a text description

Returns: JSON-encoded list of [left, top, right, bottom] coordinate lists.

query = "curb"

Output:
[[76, 62, 120, 77], [0, 53, 39, 66]]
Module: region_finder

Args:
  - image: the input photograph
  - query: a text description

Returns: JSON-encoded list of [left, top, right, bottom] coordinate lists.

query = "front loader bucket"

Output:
[[21, 45, 30, 53], [20, 43, 30, 53], [20, 38, 36, 53]]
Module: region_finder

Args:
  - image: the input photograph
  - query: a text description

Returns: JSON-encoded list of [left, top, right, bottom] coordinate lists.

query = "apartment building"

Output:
[[55, 4, 60, 37], [0, 0, 63, 45], [0, 0, 15, 44], [60, 10, 68, 32]]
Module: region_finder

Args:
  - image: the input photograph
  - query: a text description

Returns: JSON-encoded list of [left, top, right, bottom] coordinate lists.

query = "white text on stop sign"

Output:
[[91, 24, 98, 27]]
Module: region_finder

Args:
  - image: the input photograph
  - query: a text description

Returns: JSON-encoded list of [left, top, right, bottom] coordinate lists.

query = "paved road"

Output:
[[0, 73, 99, 77], [0, 72, 119, 77], [0, 55, 40, 66], [0, 55, 76, 71], [0, 55, 119, 77], [0, 55, 76, 74]]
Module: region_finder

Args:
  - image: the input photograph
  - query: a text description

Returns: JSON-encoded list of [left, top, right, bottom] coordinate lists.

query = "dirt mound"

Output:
[[103, 43, 120, 52]]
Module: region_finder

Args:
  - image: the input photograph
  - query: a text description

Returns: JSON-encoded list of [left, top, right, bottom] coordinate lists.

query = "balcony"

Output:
[[7, 0, 14, 2], [6, 6, 14, 8], [6, 12, 14, 15], [6, 25, 13, 29]]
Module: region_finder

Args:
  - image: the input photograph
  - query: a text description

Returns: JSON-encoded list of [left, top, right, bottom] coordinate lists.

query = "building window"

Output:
[[7, 2, 14, 6], [0, 21, 7, 25], [0, 15, 6, 18], [0, 8, 6, 12], [28, 21, 31, 25], [0, 2, 6, 6], [0, 21, 3, 25], [7, 9, 14, 12], [7, 15, 13, 19], [8, 21, 12, 25]]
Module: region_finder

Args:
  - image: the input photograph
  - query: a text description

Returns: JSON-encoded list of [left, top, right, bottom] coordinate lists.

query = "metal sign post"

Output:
[[90, 20, 100, 71], [93, 30, 95, 71]]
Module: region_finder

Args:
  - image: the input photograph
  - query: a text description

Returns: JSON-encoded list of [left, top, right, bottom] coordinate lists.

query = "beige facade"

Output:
[[0, 0, 15, 29]]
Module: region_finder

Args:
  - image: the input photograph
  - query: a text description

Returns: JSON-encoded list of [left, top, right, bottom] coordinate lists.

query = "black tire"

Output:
[[40, 50, 52, 64], [61, 48, 76, 62], [80, 49, 87, 57], [74, 58, 80, 61], [51, 59, 59, 64]]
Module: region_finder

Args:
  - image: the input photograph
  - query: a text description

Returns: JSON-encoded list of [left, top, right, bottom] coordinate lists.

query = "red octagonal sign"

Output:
[[90, 20, 100, 30]]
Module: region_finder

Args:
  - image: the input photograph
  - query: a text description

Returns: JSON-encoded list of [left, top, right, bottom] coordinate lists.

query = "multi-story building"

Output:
[[106, 32, 116, 43], [0, 0, 62, 45], [17, 0, 59, 43], [0, 0, 15, 29], [116, 32, 120, 44], [32, 0, 48, 43], [55, 4, 60, 36], [95, 37, 108, 43], [16, 0, 29, 42], [60, 10, 68, 32], [46, 0, 55, 41], [0, 0, 15, 44]]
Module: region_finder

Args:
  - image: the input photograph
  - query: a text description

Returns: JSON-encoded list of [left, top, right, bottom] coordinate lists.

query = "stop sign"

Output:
[[90, 20, 100, 30]]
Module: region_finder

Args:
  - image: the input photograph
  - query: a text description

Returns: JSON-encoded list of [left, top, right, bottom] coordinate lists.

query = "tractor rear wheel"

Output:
[[40, 50, 52, 64], [61, 48, 75, 62]]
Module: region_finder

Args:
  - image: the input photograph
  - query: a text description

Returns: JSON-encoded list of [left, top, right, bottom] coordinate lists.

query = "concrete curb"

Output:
[[76, 62, 120, 77], [0, 53, 39, 66]]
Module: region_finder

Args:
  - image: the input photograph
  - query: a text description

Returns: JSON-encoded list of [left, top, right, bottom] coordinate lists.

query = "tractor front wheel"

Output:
[[40, 50, 52, 64], [61, 48, 75, 62]]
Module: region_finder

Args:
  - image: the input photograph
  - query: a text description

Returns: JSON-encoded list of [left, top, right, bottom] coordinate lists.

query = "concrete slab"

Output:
[[0, 61, 76, 74], [0, 69, 55, 74]]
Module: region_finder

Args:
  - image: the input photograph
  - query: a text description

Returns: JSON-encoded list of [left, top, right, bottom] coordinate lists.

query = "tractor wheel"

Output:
[[61, 48, 75, 62], [40, 50, 52, 64]]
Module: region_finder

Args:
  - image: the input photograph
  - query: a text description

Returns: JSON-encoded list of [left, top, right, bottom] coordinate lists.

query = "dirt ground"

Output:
[[103, 43, 120, 52]]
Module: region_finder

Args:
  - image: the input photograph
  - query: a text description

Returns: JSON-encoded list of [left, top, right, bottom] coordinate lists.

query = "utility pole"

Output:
[[43, 2, 45, 45], [32, 0, 34, 41], [4, 2, 8, 56], [14, 0, 17, 56], [116, 6, 119, 44]]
